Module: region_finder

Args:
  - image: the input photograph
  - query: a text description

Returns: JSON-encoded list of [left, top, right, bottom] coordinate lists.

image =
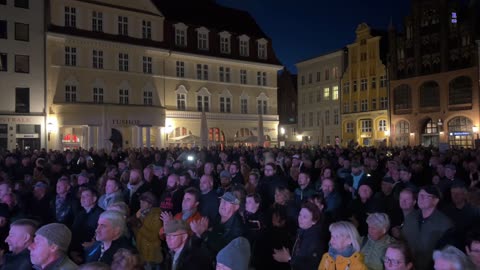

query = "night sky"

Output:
[[217, 0, 411, 73]]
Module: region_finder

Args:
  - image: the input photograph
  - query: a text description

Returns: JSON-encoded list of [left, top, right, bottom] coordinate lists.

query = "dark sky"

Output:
[[217, 0, 411, 73]]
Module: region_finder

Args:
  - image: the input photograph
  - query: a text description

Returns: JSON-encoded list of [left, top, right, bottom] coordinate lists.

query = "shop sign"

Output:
[[112, 119, 141, 125], [0, 117, 34, 123]]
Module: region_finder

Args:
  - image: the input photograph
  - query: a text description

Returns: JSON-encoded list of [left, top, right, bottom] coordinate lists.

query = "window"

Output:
[[14, 55, 29, 73], [240, 69, 247, 84], [324, 69, 330, 80], [241, 98, 248, 114], [396, 121, 410, 147], [92, 11, 103, 32], [92, 50, 103, 69], [451, 12, 457, 24], [316, 90, 321, 102], [380, 97, 388, 109], [142, 20, 152, 39], [380, 75, 387, 88], [64, 6, 76, 28], [197, 95, 209, 112], [332, 86, 339, 100], [353, 80, 357, 91], [119, 89, 129, 104], [143, 56, 152, 74], [420, 81, 440, 108], [258, 42, 267, 59], [379, 120, 387, 131], [325, 110, 330, 125], [144, 89, 153, 105], [323, 87, 330, 100], [219, 67, 231, 83], [197, 29, 209, 50], [316, 72, 321, 82], [239, 35, 249, 56], [176, 61, 185, 78], [361, 79, 367, 91], [333, 109, 339, 125], [196, 64, 208, 80], [15, 87, 29, 113], [65, 47, 76, 66], [371, 98, 377, 110], [449, 76, 472, 105], [317, 111, 321, 126], [361, 99, 368, 111], [177, 93, 186, 110], [219, 32, 231, 54], [257, 99, 267, 114], [301, 113, 305, 128], [393, 84, 412, 112], [0, 53, 7, 71], [93, 87, 103, 103], [371, 77, 376, 89], [118, 53, 128, 72], [353, 101, 358, 112], [301, 76, 305, 85], [118, 16, 128, 36], [343, 82, 350, 94], [14, 0, 28, 8], [0, 20, 6, 39], [257, 72, 266, 86], [65, 85, 76, 102], [361, 119, 372, 132], [308, 73, 312, 84], [220, 97, 231, 113], [308, 112, 313, 127], [15, 23, 29, 41], [174, 23, 187, 47], [346, 122, 354, 133], [343, 102, 349, 113], [332, 67, 339, 79]]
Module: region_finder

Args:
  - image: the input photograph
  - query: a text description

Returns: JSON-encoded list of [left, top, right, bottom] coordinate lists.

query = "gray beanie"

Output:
[[216, 237, 251, 270], [36, 223, 72, 252]]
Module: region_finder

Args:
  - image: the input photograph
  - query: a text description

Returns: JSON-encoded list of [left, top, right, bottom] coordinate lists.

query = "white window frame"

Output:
[[257, 71, 266, 86], [332, 86, 339, 100], [143, 85, 153, 106], [379, 120, 387, 131], [175, 85, 188, 110], [240, 94, 248, 114], [92, 11, 103, 32], [361, 119, 372, 133], [142, 56, 152, 74], [361, 79, 367, 91], [219, 31, 231, 54], [257, 92, 268, 115], [93, 87, 104, 103], [142, 20, 152, 39], [325, 110, 330, 126], [240, 69, 247, 84], [196, 27, 209, 50], [119, 89, 129, 104], [176, 61, 185, 78], [334, 109, 339, 125], [239, 35, 250, 57], [219, 90, 232, 113], [92, 49, 103, 69], [65, 85, 77, 102], [196, 64, 208, 80], [118, 53, 128, 72], [346, 122, 354, 133], [257, 38, 268, 59], [174, 23, 188, 47], [361, 99, 368, 111], [323, 87, 330, 100], [64, 6, 76, 28], [118, 16, 128, 36], [65, 46, 76, 66], [380, 97, 388, 109], [197, 87, 211, 112]]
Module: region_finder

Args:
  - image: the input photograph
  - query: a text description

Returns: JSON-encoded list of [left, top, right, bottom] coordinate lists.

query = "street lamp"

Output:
[[473, 125, 479, 139], [47, 122, 54, 141]]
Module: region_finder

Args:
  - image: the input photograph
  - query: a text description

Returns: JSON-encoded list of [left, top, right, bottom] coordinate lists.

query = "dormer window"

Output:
[[174, 23, 188, 47], [219, 31, 231, 54], [196, 27, 209, 50], [257, 38, 268, 59], [239, 35, 250, 57]]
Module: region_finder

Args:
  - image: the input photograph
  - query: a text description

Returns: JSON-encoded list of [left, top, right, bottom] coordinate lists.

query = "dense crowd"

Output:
[[0, 145, 479, 270]]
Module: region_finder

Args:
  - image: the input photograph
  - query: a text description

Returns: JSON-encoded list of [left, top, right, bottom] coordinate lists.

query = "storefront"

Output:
[[0, 116, 45, 151]]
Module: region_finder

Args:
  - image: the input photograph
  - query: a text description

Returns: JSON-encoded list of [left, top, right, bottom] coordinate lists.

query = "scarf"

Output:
[[328, 243, 355, 260]]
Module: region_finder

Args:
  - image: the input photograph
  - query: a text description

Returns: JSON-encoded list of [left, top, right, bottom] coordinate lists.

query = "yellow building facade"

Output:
[[341, 23, 390, 147]]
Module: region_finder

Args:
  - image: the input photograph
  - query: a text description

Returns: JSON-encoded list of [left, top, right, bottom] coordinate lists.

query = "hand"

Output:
[[81, 238, 95, 249], [190, 217, 209, 237], [160, 211, 173, 223], [273, 247, 291, 263]]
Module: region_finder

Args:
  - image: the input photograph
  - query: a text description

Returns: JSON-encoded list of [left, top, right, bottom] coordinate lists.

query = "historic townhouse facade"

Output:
[[341, 23, 390, 147], [389, 0, 480, 148], [296, 50, 344, 145], [0, 0, 46, 151]]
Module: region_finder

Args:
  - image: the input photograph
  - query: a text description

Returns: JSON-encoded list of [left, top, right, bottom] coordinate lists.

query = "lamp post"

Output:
[[472, 125, 479, 149], [47, 122, 54, 142]]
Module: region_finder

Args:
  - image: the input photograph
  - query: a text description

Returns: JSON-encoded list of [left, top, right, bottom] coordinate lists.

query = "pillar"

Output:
[[145, 127, 151, 148]]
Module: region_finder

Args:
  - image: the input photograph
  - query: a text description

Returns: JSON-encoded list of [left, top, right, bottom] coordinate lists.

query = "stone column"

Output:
[[145, 126, 151, 148], [137, 126, 143, 148], [88, 126, 95, 149]]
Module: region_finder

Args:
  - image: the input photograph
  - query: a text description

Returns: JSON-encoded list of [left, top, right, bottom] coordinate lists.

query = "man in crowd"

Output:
[[51, 177, 78, 227], [97, 179, 124, 210], [294, 171, 315, 208], [124, 168, 150, 214], [198, 175, 219, 224], [3, 219, 38, 270]]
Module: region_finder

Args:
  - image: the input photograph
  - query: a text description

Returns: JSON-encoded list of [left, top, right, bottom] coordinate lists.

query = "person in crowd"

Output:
[[402, 186, 453, 270], [383, 242, 414, 270], [344, 161, 370, 196], [77, 262, 110, 270], [27, 181, 53, 225], [159, 174, 183, 215], [216, 237, 251, 270], [433, 245, 474, 270], [28, 223, 78, 270], [160, 187, 203, 229], [51, 176, 79, 227], [360, 213, 395, 270], [294, 171, 316, 208], [85, 210, 134, 264], [123, 168, 150, 215], [442, 181, 479, 235], [229, 162, 244, 186], [217, 170, 233, 197], [391, 187, 418, 239], [465, 229, 480, 270], [317, 221, 367, 270], [164, 220, 213, 270], [198, 175, 220, 224], [97, 179, 124, 210], [319, 177, 342, 217], [273, 202, 326, 270], [110, 248, 143, 270], [257, 162, 287, 211], [243, 193, 266, 269], [245, 171, 260, 195], [3, 219, 38, 270]]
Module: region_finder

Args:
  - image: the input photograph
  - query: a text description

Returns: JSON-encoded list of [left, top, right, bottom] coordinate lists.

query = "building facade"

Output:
[[341, 23, 390, 147], [0, 0, 46, 151], [296, 50, 344, 145], [277, 68, 298, 146], [389, 0, 480, 148]]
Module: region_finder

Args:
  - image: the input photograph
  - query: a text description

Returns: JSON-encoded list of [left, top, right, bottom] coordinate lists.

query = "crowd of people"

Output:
[[0, 145, 478, 270]]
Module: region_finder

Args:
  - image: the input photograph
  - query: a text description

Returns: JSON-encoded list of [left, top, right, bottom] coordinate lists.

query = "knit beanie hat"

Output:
[[36, 223, 72, 252], [216, 237, 251, 270]]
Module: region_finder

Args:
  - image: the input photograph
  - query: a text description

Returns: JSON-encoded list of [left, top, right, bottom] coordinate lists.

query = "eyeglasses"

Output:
[[383, 256, 404, 266]]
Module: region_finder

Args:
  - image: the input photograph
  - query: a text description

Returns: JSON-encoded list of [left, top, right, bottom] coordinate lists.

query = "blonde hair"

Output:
[[329, 221, 361, 252]]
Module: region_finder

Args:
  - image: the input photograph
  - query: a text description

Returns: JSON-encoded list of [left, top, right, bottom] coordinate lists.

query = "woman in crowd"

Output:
[[318, 221, 367, 270], [360, 213, 395, 270], [383, 242, 414, 270]]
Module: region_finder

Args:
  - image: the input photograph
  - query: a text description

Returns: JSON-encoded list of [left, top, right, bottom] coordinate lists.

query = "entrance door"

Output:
[[17, 138, 40, 150], [421, 135, 439, 147]]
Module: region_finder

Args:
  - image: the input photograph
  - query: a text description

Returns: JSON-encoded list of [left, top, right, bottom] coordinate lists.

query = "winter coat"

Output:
[[290, 223, 327, 270], [135, 207, 163, 263], [317, 252, 367, 270]]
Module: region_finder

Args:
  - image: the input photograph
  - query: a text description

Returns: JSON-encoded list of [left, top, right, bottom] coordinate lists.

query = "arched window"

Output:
[[395, 120, 410, 146], [209, 128, 225, 142], [449, 76, 472, 105], [197, 87, 211, 112], [175, 85, 188, 111], [424, 119, 438, 134], [393, 84, 412, 113], [419, 81, 440, 108], [448, 117, 473, 148]]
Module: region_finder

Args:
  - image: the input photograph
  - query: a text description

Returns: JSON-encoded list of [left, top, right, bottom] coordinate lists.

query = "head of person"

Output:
[[118, 161, 127, 171], [105, 179, 121, 195], [329, 221, 361, 253], [450, 181, 468, 208], [182, 187, 200, 212], [366, 213, 390, 241], [292, 154, 301, 167], [111, 248, 143, 270], [321, 178, 335, 197], [297, 172, 311, 189], [5, 219, 38, 255], [264, 163, 276, 177], [322, 167, 333, 178], [179, 173, 191, 187], [248, 172, 260, 187], [204, 162, 214, 175], [139, 191, 157, 211], [274, 186, 291, 205], [0, 182, 12, 198], [229, 162, 239, 175], [28, 223, 71, 268], [56, 177, 70, 197], [128, 169, 142, 185], [399, 188, 417, 212], [399, 166, 412, 182], [444, 164, 457, 180], [80, 187, 98, 210], [383, 242, 414, 270], [308, 194, 325, 212], [78, 262, 111, 270], [466, 229, 480, 268], [433, 245, 474, 270], [351, 161, 363, 176], [166, 174, 179, 190], [143, 166, 154, 181], [216, 237, 251, 270], [95, 210, 126, 243], [298, 202, 321, 230], [358, 182, 374, 202], [219, 192, 240, 221], [220, 170, 232, 187], [418, 186, 441, 212], [33, 181, 48, 200], [107, 202, 130, 217], [199, 175, 214, 194], [245, 193, 261, 214], [164, 220, 189, 253], [381, 177, 396, 196], [77, 172, 90, 186]]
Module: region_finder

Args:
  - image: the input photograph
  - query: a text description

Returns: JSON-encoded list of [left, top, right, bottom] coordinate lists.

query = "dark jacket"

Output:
[[257, 175, 288, 211], [123, 182, 151, 215], [2, 249, 32, 270], [164, 237, 214, 270], [71, 205, 103, 252], [84, 236, 135, 265], [50, 193, 80, 228], [199, 189, 219, 223], [199, 211, 246, 256], [290, 223, 326, 270]]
